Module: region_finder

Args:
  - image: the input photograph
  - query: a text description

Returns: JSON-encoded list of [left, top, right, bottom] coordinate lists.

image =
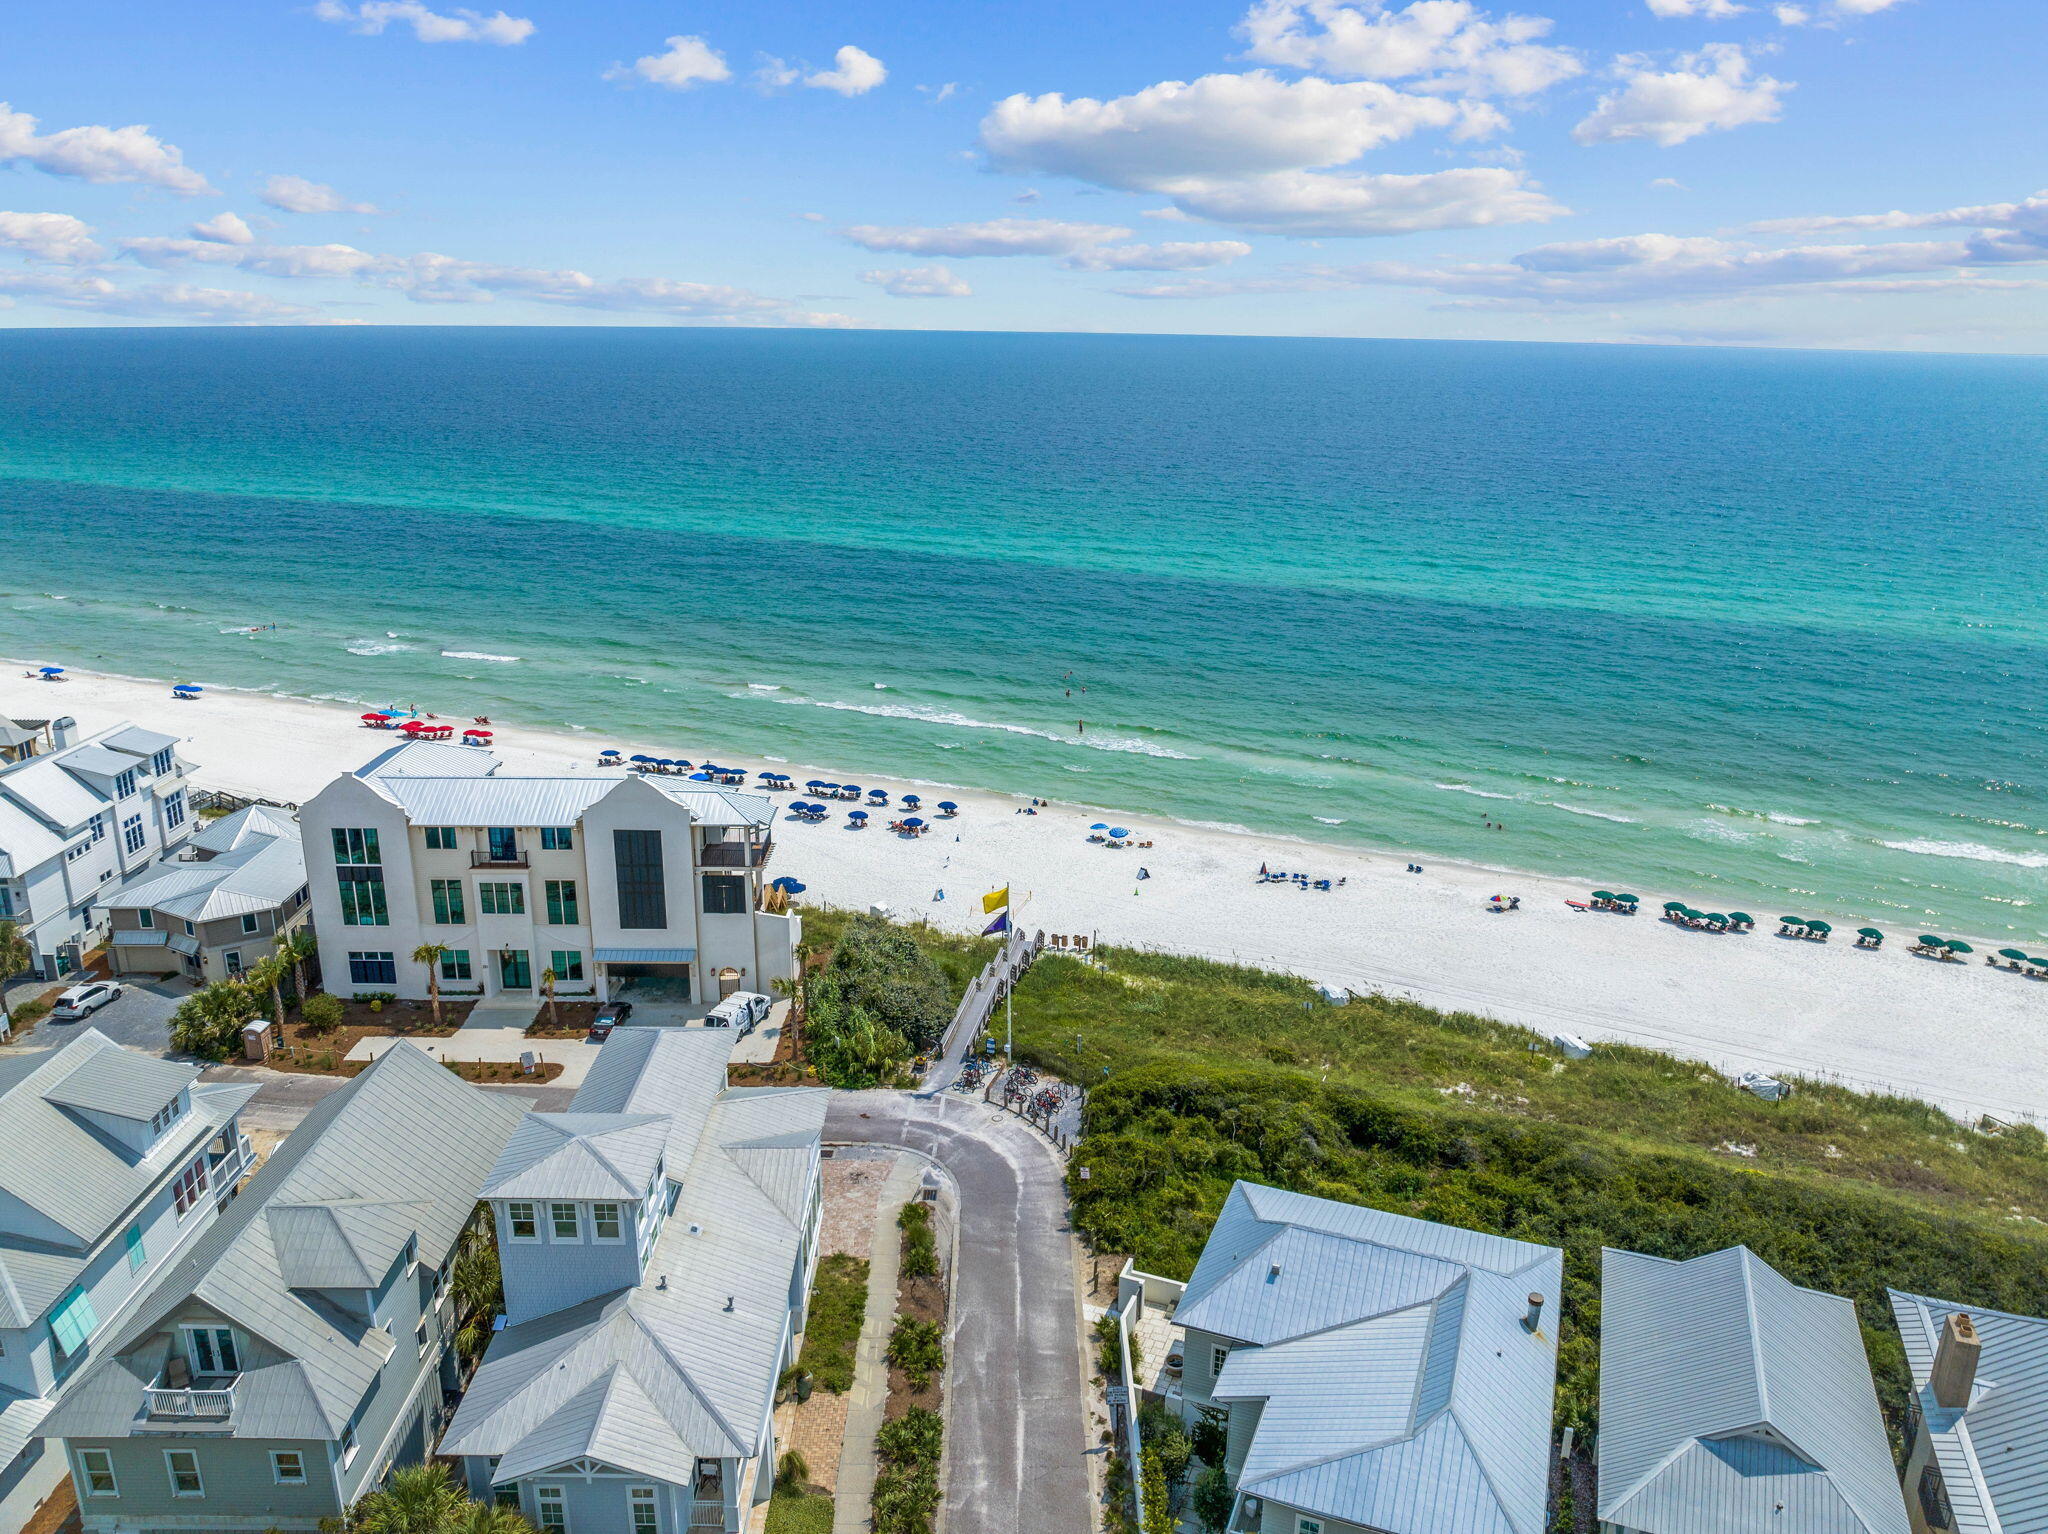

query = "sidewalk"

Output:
[[833, 1155, 923, 1534], [345, 996, 602, 1087]]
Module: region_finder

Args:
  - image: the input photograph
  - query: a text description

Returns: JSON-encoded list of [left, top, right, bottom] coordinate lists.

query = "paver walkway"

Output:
[[832, 1154, 923, 1534]]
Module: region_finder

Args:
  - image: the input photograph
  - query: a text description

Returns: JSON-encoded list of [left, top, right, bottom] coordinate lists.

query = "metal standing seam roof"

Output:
[[1889, 1289, 2048, 1534], [185, 802, 299, 855], [267, 1199, 435, 1290], [1189, 1181, 1562, 1534], [373, 775, 621, 827], [101, 726, 180, 756], [101, 821, 305, 922], [482, 1115, 671, 1201], [46, 744, 142, 778], [444, 1031, 829, 1483], [641, 780, 776, 828], [37, 1041, 527, 1445], [39, 1048, 194, 1119], [1598, 1247, 1909, 1534], [354, 739, 503, 781], [593, 948, 697, 965], [0, 796, 69, 872], [0, 754, 113, 829]]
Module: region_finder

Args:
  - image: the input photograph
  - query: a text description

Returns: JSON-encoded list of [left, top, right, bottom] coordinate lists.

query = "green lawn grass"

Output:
[[794, 1253, 870, 1393], [1008, 945, 2048, 1435], [765, 1488, 834, 1534]]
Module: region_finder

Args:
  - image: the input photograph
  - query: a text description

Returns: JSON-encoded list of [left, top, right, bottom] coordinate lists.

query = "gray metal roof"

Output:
[[0, 795, 68, 872], [375, 775, 620, 827], [102, 726, 179, 756], [1890, 1289, 2048, 1534], [103, 815, 304, 922], [0, 752, 110, 828], [446, 1031, 828, 1483], [0, 1032, 251, 1325], [354, 739, 503, 780], [39, 1048, 193, 1119], [111, 928, 169, 946], [39, 1042, 525, 1443], [49, 744, 141, 778], [641, 780, 775, 828], [186, 802, 298, 855], [267, 1199, 433, 1290], [1599, 1247, 1908, 1534], [1193, 1181, 1561, 1534], [483, 1114, 670, 1200]]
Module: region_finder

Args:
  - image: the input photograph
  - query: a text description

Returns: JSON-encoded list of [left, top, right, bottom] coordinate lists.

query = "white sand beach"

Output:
[[12, 666, 2043, 1124]]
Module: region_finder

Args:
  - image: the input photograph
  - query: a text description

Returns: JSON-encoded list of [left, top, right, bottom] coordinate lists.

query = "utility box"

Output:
[[241, 1021, 271, 1062]]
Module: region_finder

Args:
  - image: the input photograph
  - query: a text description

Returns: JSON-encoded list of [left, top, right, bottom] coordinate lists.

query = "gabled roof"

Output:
[[0, 1032, 251, 1325], [102, 812, 305, 921], [446, 1032, 827, 1483], [1599, 1247, 1908, 1534], [1889, 1289, 2048, 1534], [0, 755, 108, 830], [0, 796, 69, 871], [483, 1115, 670, 1201], [1193, 1181, 1561, 1534], [267, 1199, 434, 1290], [102, 726, 178, 757], [49, 744, 141, 778], [354, 740, 502, 781], [187, 802, 298, 855], [39, 1043, 524, 1443]]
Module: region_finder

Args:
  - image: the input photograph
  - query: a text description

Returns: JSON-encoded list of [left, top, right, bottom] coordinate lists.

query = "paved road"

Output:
[[828, 1088, 1093, 1534], [41, 977, 183, 1050]]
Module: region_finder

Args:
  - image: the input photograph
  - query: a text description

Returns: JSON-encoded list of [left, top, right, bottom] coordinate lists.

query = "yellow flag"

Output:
[[982, 885, 1010, 914]]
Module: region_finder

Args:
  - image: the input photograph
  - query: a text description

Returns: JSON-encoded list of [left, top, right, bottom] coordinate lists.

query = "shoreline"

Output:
[[10, 661, 2046, 1125]]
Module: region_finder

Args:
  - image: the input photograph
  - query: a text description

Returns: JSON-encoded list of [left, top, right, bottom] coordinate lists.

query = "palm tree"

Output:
[[273, 925, 316, 1008], [247, 952, 288, 1033], [341, 1463, 467, 1533], [412, 943, 449, 1028], [539, 967, 559, 1031], [0, 919, 32, 1034], [449, 1504, 533, 1534]]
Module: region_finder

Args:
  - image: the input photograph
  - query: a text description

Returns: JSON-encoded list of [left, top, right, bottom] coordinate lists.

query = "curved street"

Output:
[[827, 1089, 1094, 1534]]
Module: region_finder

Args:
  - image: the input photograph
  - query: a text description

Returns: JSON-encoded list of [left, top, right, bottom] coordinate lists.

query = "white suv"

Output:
[[51, 981, 124, 1021]]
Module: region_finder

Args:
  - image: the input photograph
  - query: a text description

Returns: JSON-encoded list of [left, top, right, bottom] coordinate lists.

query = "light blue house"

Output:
[[1598, 1246, 1910, 1534], [0, 1029, 255, 1532], [442, 1028, 827, 1534], [1174, 1181, 1563, 1534]]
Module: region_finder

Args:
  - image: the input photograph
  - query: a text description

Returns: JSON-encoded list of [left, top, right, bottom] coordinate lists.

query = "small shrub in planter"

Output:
[[300, 993, 345, 1033]]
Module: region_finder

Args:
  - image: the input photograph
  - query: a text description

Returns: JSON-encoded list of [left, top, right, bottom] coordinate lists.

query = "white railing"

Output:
[[146, 1382, 235, 1419]]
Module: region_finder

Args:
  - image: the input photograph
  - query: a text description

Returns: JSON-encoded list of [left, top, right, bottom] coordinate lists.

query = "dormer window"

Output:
[[592, 1203, 623, 1242], [183, 1325, 239, 1378], [114, 769, 138, 799], [138, 909, 155, 929], [150, 1096, 184, 1137], [550, 1203, 581, 1242], [507, 1202, 538, 1241], [150, 748, 174, 776]]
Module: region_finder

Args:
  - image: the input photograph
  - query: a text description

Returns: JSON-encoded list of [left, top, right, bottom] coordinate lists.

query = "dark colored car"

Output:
[[589, 1000, 633, 1040]]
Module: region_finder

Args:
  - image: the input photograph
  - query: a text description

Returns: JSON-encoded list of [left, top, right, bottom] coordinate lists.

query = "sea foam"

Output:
[[441, 650, 520, 662], [1882, 839, 2048, 870], [736, 691, 1198, 759]]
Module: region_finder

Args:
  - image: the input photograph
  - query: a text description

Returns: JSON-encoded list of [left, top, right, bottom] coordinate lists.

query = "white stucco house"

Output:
[[296, 741, 799, 1013]]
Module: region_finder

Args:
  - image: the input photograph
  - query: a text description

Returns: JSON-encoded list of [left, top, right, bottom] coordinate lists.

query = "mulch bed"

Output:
[[526, 1000, 602, 1038], [884, 1264, 948, 1420]]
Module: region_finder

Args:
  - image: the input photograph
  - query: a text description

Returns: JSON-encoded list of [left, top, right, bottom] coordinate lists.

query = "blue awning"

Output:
[[594, 948, 696, 964]]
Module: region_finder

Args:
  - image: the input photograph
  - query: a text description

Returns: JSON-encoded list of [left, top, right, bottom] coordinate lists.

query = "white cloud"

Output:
[[1062, 240, 1253, 271], [608, 35, 732, 91], [1773, 4, 1809, 19], [918, 83, 960, 103], [0, 102, 210, 193], [260, 174, 380, 215], [1650, 176, 1686, 188], [859, 264, 972, 297], [1238, 0, 1582, 98], [189, 211, 255, 245], [312, 1, 533, 44], [0, 211, 102, 264], [806, 45, 887, 96], [1573, 45, 1789, 146], [0, 270, 319, 322], [840, 218, 1134, 256], [1645, 0, 1747, 17], [1745, 192, 2048, 269], [978, 69, 1559, 236], [754, 57, 802, 91]]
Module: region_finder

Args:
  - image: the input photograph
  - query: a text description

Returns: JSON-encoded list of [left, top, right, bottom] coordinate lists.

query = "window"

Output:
[[272, 1450, 306, 1485], [138, 908, 154, 928], [536, 1486, 566, 1533], [701, 874, 746, 914], [499, 949, 532, 990], [224, 950, 243, 977], [614, 829, 666, 928], [184, 919, 194, 935], [549, 951, 584, 983], [630, 1486, 658, 1534], [1210, 1344, 1231, 1377], [338, 867, 389, 926], [122, 814, 145, 854], [89, 812, 107, 843], [541, 826, 574, 851], [173, 1156, 211, 1215], [51, 1287, 99, 1358], [495, 1486, 523, 1510], [544, 879, 578, 925], [241, 912, 260, 934], [115, 769, 138, 799], [592, 1203, 623, 1242], [416, 1316, 431, 1357], [550, 1202, 581, 1241], [479, 882, 525, 916], [347, 951, 397, 986], [507, 1201, 539, 1241], [431, 878, 467, 924], [332, 827, 382, 865], [165, 1449, 203, 1498], [65, 841, 89, 863], [440, 949, 473, 982], [149, 1096, 181, 1134], [1920, 1466, 1954, 1530], [424, 826, 458, 850], [1296, 1521, 1323, 1534], [185, 1326, 239, 1376], [338, 1424, 359, 1471], [125, 1224, 147, 1271], [77, 1449, 118, 1497], [164, 790, 187, 830], [151, 747, 175, 776]]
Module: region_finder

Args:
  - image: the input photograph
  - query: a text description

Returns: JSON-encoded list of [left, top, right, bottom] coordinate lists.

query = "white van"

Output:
[[703, 991, 773, 1035]]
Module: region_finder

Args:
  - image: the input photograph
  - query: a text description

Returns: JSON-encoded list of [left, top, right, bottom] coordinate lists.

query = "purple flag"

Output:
[[982, 911, 1010, 936]]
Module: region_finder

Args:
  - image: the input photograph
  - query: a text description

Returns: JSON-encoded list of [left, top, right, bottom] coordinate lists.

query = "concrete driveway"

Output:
[[826, 1090, 1094, 1534], [40, 976, 187, 1052]]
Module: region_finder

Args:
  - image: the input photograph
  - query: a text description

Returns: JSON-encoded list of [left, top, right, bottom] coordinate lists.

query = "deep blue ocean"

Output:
[[1, 326, 2044, 937]]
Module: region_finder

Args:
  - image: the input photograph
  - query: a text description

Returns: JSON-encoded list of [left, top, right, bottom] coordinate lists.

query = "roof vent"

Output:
[[1522, 1292, 1545, 1333], [656, 1275, 667, 1291], [1266, 1263, 1282, 1284], [723, 1296, 735, 1313], [687, 1223, 703, 1236]]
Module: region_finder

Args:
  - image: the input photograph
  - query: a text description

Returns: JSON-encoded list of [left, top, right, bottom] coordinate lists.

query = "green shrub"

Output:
[[1192, 1465, 1233, 1534], [899, 1201, 939, 1279], [169, 979, 258, 1060], [1139, 1442, 1174, 1534], [1188, 1405, 1228, 1468], [794, 1254, 868, 1393], [1139, 1402, 1193, 1487], [776, 1449, 809, 1492], [300, 992, 345, 1032], [886, 1317, 944, 1389], [877, 1407, 944, 1468], [873, 1408, 945, 1534]]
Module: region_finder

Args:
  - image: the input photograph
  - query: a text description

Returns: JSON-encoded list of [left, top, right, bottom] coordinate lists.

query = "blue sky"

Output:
[[2, 0, 2043, 349]]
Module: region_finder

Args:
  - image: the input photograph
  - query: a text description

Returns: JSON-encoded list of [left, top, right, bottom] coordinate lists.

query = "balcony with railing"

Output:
[[688, 1504, 728, 1531], [697, 840, 772, 869], [470, 849, 529, 869], [145, 1375, 237, 1421]]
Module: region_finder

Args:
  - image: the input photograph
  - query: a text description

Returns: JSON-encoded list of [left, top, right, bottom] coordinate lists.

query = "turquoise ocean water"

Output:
[[0, 326, 2043, 938]]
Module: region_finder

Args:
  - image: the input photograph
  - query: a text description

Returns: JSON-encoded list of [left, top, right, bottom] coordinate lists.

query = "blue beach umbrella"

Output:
[[840, 785, 861, 795], [937, 801, 957, 811], [689, 771, 713, 781], [770, 876, 807, 892], [600, 749, 621, 757], [806, 780, 826, 789], [903, 817, 925, 827], [629, 755, 652, 764], [849, 809, 868, 820], [1109, 827, 1129, 838], [1091, 823, 1108, 830], [173, 682, 203, 692], [38, 666, 63, 676]]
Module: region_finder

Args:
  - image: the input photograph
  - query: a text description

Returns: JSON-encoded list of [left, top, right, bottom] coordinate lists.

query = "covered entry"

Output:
[[595, 947, 696, 1021]]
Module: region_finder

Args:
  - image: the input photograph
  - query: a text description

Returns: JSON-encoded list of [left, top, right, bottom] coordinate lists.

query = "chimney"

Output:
[[1522, 1292, 1545, 1333], [50, 717, 76, 749], [1931, 1312, 1981, 1409]]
